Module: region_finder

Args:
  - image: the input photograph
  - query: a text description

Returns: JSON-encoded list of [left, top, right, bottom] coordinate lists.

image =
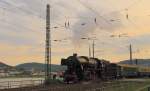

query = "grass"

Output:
[[138, 85, 150, 91], [103, 81, 150, 91], [140, 88, 148, 91]]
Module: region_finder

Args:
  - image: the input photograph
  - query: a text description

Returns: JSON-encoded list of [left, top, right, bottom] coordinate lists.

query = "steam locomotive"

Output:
[[61, 54, 150, 83], [61, 54, 120, 83]]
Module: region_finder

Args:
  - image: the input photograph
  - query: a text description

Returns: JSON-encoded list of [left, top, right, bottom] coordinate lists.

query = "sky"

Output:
[[0, 0, 150, 66]]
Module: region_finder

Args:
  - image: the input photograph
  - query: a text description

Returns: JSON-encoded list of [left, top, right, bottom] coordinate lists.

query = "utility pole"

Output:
[[45, 4, 51, 80], [89, 44, 91, 58], [81, 37, 95, 58], [92, 40, 95, 58], [129, 44, 133, 65]]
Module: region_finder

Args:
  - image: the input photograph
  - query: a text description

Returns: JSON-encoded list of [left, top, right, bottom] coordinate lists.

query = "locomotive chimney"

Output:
[[73, 53, 77, 57]]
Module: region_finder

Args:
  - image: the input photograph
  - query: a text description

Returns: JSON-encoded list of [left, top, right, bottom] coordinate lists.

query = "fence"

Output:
[[0, 79, 44, 89]]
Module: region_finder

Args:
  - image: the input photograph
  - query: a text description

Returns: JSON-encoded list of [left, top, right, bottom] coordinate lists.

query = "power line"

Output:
[[0, 0, 148, 43], [0, 1, 75, 31], [76, 0, 112, 26], [0, 5, 68, 33], [0, 0, 145, 33], [102, 0, 143, 16], [0, 18, 42, 34], [0, 0, 45, 20]]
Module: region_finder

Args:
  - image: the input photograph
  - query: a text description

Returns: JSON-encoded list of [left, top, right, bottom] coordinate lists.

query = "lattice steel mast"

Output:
[[45, 4, 51, 79]]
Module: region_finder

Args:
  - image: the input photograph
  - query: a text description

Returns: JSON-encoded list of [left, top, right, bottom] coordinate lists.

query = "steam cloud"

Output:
[[71, 11, 123, 46]]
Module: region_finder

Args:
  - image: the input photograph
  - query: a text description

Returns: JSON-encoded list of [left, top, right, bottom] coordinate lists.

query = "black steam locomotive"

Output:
[[61, 54, 150, 83], [61, 54, 121, 83]]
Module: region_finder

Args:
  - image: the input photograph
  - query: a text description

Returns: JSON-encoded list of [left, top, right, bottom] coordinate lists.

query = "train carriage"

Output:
[[138, 66, 150, 77], [118, 64, 150, 77], [118, 64, 138, 77]]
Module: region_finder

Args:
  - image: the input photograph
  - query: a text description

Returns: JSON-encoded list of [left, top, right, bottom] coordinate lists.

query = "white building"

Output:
[[0, 69, 9, 77]]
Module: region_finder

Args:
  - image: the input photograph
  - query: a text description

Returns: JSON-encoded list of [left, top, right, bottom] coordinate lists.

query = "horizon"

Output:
[[0, 0, 150, 66], [0, 61, 60, 66], [1, 57, 150, 66]]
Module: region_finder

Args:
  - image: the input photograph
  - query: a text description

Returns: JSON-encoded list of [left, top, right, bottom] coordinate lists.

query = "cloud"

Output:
[[0, 0, 150, 65]]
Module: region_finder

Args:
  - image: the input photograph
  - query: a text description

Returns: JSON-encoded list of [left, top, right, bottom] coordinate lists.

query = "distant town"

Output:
[[0, 62, 66, 78]]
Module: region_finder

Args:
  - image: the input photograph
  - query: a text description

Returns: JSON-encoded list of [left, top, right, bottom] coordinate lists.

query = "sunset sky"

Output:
[[0, 0, 150, 66]]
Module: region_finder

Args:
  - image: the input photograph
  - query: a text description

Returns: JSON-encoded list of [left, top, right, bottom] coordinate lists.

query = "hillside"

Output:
[[0, 62, 11, 68], [119, 59, 150, 66], [15, 62, 67, 72]]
